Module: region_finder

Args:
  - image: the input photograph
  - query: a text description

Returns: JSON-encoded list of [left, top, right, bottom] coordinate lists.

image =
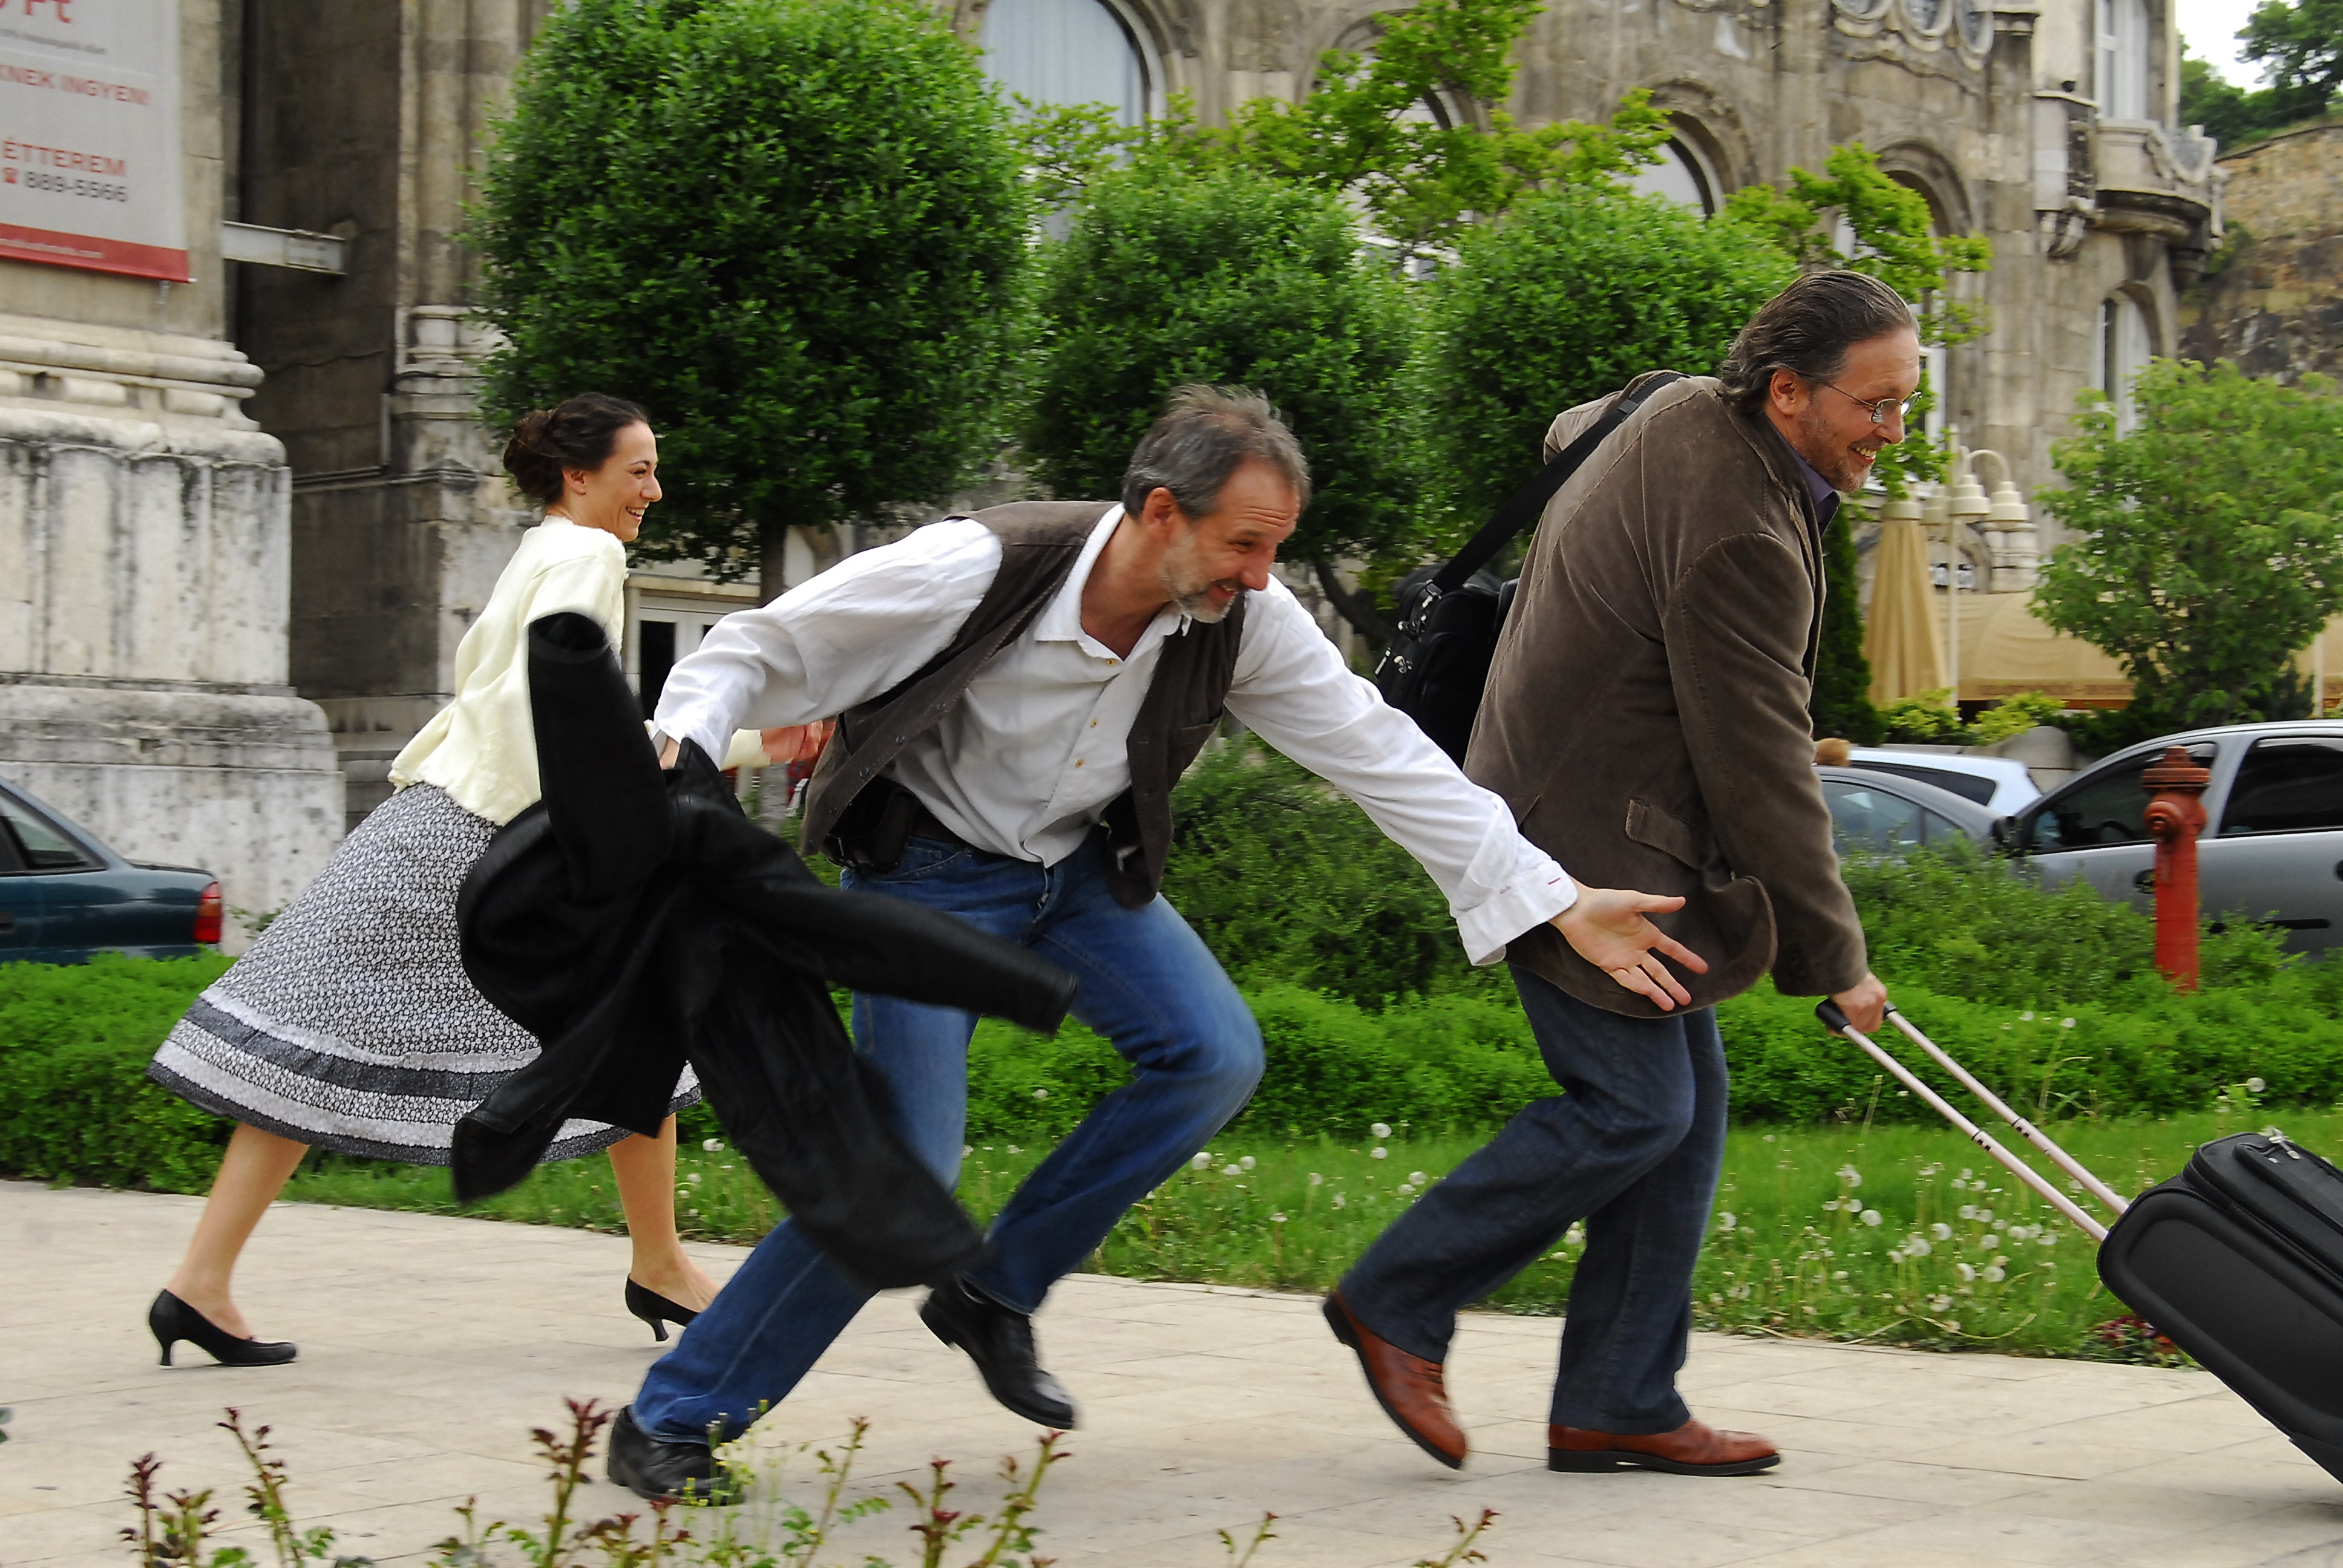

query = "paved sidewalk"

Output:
[[7, 1180, 2343, 1567]]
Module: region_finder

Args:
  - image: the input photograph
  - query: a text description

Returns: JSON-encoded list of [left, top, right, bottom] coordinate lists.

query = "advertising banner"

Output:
[[0, 0, 187, 283]]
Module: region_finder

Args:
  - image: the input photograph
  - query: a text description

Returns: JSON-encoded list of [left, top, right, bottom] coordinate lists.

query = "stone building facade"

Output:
[[1, 0, 343, 936], [8, 0, 2225, 834], [2180, 121, 2343, 385]]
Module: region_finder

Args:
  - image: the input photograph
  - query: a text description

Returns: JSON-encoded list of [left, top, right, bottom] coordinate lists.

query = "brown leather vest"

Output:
[[796, 501, 1248, 909]]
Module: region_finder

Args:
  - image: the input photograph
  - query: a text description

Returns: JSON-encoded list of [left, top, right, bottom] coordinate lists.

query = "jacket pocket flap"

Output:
[[1625, 799, 1714, 869]]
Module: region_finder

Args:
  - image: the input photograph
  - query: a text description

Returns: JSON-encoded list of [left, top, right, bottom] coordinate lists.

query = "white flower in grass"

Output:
[[702, 1138, 726, 1152], [2247, 1077, 2267, 1094], [1371, 1123, 1393, 1140], [1982, 1266, 2007, 1283], [2040, 1232, 2058, 1246], [1565, 1223, 1587, 1245], [1837, 1165, 1863, 1187], [1409, 1171, 1427, 1186], [1371, 1147, 1389, 1160], [1832, 1270, 1849, 1281], [1944, 1320, 1962, 1333], [1930, 1223, 1953, 1241], [1007, 1145, 1021, 1155], [1978, 1210, 1994, 1226], [1034, 1088, 1049, 1100], [1956, 1263, 1977, 1282], [1717, 1212, 1738, 1232], [1332, 1192, 1346, 1209], [1928, 1294, 1954, 1313], [1309, 1172, 1324, 1186], [1397, 1183, 1415, 1196], [1904, 1236, 1932, 1256], [1240, 1155, 1257, 1171], [2020, 1011, 2034, 1022], [1271, 1212, 1286, 1224], [1191, 1152, 1211, 1170], [964, 1145, 975, 1159], [1958, 1204, 1977, 1220], [686, 1173, 703, 1185], [1821, 1197, 1841, 1212], [1861, 1209, 1883, 1226], [1223, 1164, 1244, 1177]]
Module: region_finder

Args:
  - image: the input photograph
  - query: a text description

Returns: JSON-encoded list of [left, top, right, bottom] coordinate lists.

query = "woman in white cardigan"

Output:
[[146, 394, 799, 1367]]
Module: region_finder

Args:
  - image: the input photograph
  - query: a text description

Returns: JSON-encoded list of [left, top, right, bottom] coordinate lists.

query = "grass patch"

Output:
[[283, 1102, 2327, 1363]]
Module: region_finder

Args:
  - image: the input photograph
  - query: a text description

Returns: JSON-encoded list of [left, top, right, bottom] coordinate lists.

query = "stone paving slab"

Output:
[[7, 1179, 2343, 1567]]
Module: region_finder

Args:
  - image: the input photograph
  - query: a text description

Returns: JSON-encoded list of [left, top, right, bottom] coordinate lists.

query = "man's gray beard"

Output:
[[1162, 564, 1240, 623]]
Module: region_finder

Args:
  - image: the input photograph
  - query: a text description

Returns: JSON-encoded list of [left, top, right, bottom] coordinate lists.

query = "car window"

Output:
[[0, 793, 97, 871], [2220, 737, 2343, 836], [1852, 760, 1997, 806], [2026, 743, 2215, 852], [1922, 808, 1970, 844], [1824, 780, 1926, 855]]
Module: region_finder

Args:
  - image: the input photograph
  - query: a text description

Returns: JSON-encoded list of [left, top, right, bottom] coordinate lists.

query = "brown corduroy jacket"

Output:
[[1468, 372, 1869, 1017]]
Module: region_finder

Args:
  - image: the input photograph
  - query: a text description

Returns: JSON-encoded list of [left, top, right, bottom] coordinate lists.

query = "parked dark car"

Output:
[[1817, 765, 2001, 858], [0, 776, 221, 963], [2001, 720, 2343, 956]]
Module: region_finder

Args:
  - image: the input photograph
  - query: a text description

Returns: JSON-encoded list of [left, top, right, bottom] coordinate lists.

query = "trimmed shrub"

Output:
[[0, 954, 235, 1191]]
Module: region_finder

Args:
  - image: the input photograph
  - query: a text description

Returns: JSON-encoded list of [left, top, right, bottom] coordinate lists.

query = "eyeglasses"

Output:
[[1819, 382, 1913, 425]]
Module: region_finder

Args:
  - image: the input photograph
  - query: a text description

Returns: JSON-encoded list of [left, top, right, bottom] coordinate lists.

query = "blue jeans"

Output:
[[633, 829, 1264, 1443], [1339, 967, 1726, 1435]]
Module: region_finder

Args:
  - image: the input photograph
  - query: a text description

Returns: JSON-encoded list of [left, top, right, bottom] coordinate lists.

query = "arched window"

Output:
[[980, 0, 1153, 124], [1628, 139, 1718, 216], [2096, 0, 2149, 120], [2095, 293, 2152, 430]]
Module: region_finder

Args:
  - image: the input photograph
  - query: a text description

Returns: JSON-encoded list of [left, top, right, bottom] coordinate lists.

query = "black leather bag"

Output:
[[1376, 373, 1682, 763]]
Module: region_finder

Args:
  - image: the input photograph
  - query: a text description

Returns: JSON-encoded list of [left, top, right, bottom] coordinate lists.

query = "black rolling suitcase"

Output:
[[1817, 1000, 2343, 1485]]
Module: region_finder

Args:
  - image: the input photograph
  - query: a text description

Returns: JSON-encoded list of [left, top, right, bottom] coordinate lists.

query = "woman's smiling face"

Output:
[[558, 421, 661, 541]]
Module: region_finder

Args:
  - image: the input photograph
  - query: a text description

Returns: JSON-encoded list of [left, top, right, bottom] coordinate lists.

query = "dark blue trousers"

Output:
[[1339, 966, 1727, 1434]]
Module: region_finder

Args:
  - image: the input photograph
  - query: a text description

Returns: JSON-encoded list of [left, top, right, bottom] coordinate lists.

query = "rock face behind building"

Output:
[[2181, 123, 2343, 384]]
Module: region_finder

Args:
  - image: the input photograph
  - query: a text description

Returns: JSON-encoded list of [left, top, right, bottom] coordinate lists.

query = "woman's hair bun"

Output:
[[502, 393, 649, 506]]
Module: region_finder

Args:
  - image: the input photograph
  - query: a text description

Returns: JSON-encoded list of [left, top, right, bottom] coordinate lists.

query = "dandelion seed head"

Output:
[[1409, 1171, 1427, 1186], [1718, 1211, 1738, 1231], [1930, 1222, 1952, 1240], [1308, 1172, 1324, 1185], [1271, 1213, 1286, 1223], [702, 1138, 726, 1152], [1371, 1123, 1392, 1139], [1371, 1147, 1388, 1160], [1222, 1163, 1244, 1176], [1861, 1209, 1883, 1226], [686, 1172, 703, 1185], [1034, 1088, 1049, 1100], [1332, 1192, 1346, 1208], [2247, 1077, 2267, 1094], [1191, 1153, 1211, 1170], [2062, 1018, 2076, 1028], [1240, 1155, 1257, 1171], [1982, 1266, 2007, 1283]]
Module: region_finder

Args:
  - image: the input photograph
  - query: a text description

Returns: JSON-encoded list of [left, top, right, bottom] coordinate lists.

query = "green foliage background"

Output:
[[1414, 187, 1798, 526], [1021, 165, 1418, 590], [2034, 361, 2343, 737], [471, 0, 1028, 580]]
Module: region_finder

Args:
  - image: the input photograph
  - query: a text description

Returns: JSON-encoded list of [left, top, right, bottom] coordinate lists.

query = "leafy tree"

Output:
[[2242, 0, 2343, 123], [1017, 0, 1671, 253], [472, 0, 1028, 593], [1021, 163, 1417, 638], [1415, 186, 1797, 526], [1812, 504, 1884, 743], [2181, 48, 2292, 147], [2034, 361, 2343, 734]]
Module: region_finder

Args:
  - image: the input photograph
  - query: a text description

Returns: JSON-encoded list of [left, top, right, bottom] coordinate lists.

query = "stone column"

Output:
[[0, 315, 343, 942]]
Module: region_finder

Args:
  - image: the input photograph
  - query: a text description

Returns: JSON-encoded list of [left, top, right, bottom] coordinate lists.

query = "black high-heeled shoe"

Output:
[[625, 1279, 701, 1344], [148, 1290, 298, 1368]]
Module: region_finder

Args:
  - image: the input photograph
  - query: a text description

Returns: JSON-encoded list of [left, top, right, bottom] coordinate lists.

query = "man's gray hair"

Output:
[[1715, 271, 1918, 414], [1120, 385, 1312, 520]]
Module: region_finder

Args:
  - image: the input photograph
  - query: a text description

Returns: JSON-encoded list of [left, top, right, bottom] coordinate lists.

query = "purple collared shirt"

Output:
[[1794, 449, 1842, 525]]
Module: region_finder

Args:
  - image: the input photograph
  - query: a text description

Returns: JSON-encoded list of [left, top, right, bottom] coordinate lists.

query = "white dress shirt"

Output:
[[391, 515, 761, 825], [655, 508, 1578, 964]]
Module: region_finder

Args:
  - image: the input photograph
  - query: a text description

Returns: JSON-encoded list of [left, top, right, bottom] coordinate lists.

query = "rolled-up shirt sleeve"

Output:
[[1227, 580, 1578, 965], [653, 520, 999, 763]]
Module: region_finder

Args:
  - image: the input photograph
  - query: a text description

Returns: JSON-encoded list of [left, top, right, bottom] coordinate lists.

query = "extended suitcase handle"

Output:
[[1816, 1001, 2112, 1243]]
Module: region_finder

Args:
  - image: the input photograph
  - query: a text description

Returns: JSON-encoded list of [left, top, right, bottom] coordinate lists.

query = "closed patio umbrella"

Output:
[[1864, 511, 1945, 706]]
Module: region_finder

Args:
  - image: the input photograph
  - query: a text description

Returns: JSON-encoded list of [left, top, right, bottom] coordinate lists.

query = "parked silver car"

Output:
[[2002, 721, 2343, 955], [1818, 765, 2002, 857]]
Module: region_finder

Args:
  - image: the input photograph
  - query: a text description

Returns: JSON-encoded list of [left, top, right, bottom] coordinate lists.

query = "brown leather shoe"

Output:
[[1547, 1417, 1779, 1476], [1323, 1292, 1467, 1469]]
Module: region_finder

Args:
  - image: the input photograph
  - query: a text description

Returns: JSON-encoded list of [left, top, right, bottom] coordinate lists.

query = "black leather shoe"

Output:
[[624, 1279, 700, 1344], [919, 1278, 1076, 1428], [606, 1406, 733, 1503]]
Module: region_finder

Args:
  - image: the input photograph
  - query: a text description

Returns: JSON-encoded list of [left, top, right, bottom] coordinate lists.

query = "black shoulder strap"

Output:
[[1423, 371, 1686, 606]]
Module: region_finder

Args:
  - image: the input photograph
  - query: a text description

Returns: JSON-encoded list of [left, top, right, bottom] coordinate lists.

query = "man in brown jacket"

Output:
[[1325, 271, 1904, 1477]]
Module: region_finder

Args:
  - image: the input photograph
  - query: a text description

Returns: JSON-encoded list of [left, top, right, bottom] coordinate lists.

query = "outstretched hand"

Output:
[[1552, 889, 1710, 1011], [761, 719, 834, 767]]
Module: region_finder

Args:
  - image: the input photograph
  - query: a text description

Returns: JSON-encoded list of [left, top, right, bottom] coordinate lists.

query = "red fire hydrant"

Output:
[[2141, 746, 2212, 991]]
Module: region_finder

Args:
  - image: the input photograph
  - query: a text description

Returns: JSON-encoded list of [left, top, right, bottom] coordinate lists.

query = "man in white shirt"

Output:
[[608, 387, 1704, 1500]]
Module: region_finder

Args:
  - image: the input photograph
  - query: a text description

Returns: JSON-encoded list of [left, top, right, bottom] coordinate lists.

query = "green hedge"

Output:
[[0, 953, 237, 1191], [12, 837, 2343, 1192]]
